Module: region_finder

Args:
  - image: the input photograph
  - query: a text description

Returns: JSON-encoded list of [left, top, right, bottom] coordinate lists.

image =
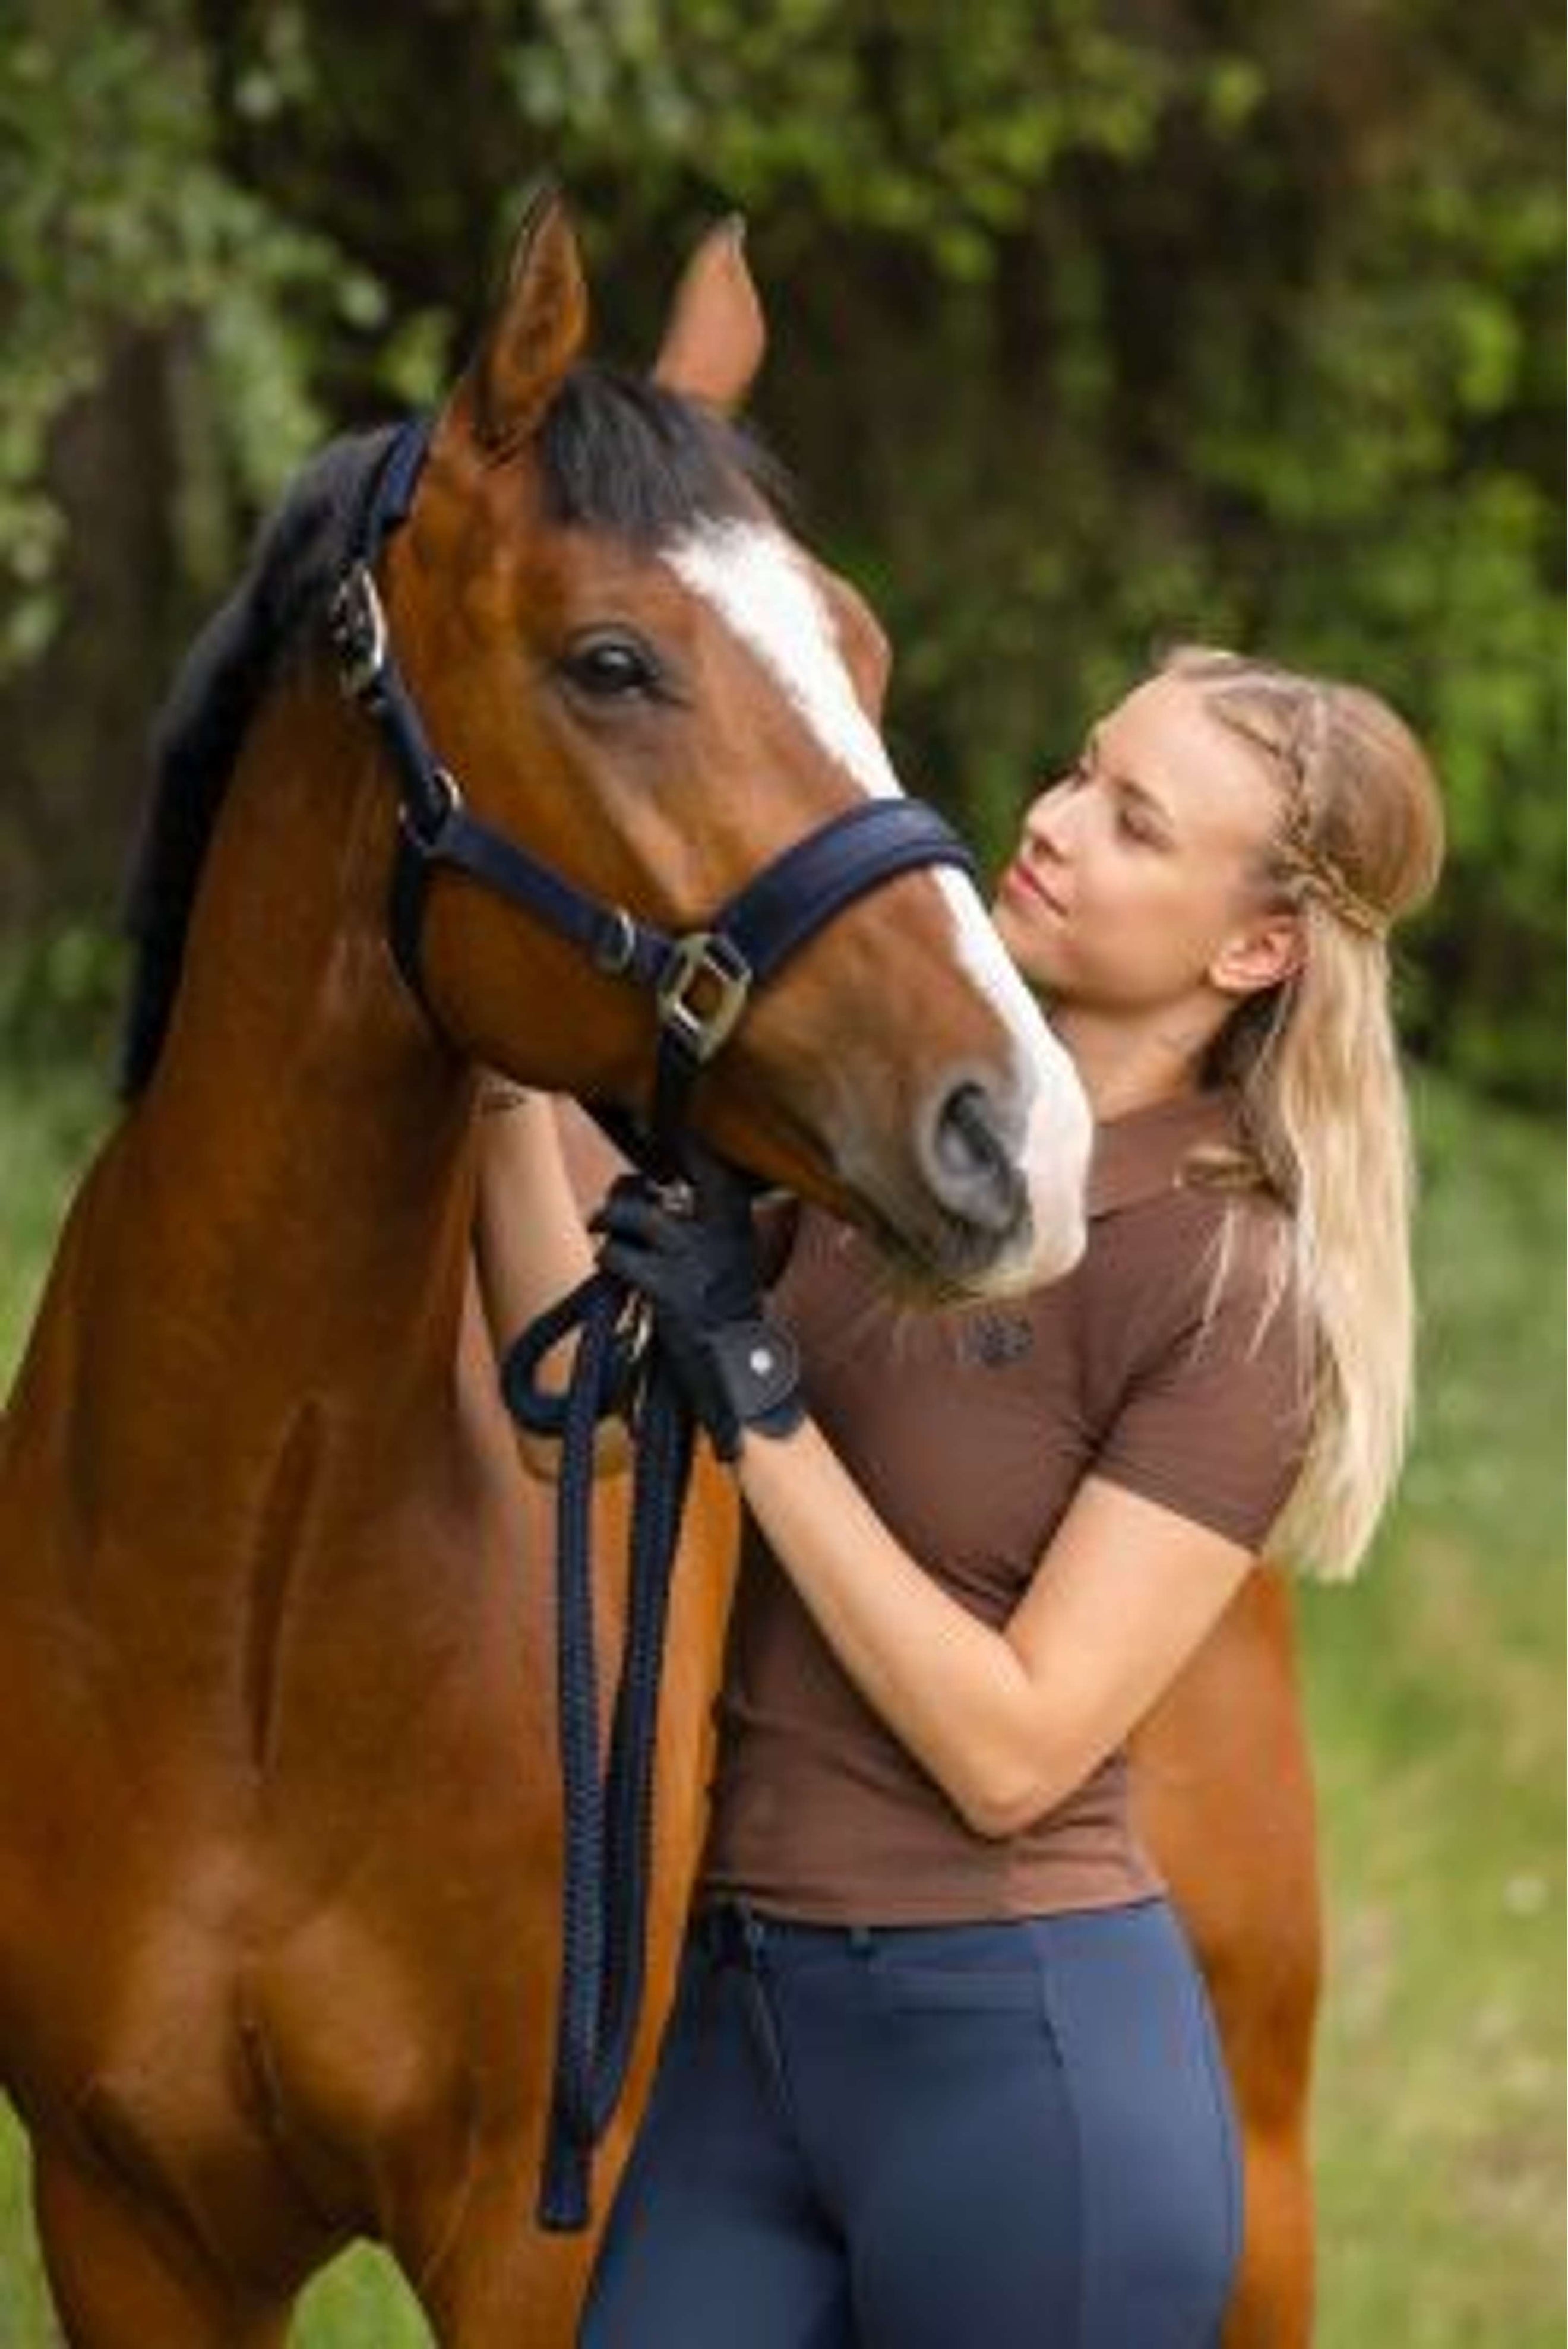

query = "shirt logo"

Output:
[[963, 1311, 1035, 1369]]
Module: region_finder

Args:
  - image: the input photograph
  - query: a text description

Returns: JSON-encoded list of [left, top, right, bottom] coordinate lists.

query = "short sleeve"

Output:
[[1091, 1214, 1311, 1553]]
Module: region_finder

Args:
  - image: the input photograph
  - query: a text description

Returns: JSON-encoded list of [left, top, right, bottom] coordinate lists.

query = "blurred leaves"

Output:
[[1, 0, 1560, 1100], [0, 0, 339, 671]]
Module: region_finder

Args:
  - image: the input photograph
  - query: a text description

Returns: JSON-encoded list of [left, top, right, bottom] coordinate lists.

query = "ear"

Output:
[[652, 216, 766, 413], [1210, 909, 1304, 999], [460, 185, 589, 453]]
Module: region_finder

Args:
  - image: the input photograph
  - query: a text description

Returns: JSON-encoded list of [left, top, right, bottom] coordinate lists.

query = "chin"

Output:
[[1006, 944, 1064, 1002]]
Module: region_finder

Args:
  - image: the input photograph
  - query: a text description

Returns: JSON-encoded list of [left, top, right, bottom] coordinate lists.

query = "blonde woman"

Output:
[[478, 647, 1444, 2348]]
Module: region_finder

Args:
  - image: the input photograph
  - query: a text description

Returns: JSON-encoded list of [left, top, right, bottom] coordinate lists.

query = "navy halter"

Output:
[[326, 413, 978, 2231], [327, 414, 975, 1166]]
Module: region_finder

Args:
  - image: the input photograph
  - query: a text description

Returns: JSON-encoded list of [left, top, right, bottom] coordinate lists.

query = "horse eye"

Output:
[[559, 634, 660, 700]]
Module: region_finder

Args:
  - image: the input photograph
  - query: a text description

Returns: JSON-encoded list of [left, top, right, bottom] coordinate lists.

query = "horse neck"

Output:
[[120, 671, 478, 1418]]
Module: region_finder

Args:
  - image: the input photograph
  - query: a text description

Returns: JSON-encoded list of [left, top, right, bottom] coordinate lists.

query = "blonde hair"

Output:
[[1162, 645, 1446, 1581]]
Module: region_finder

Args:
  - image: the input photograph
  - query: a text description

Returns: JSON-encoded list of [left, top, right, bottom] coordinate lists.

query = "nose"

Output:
[[921, 1080, 1027, 1237], [1022, 782, 1071, 862]]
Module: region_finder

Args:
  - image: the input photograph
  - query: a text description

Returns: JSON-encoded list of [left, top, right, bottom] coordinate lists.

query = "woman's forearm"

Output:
[[736, 1418, 1254, 1839], [473, 1089, 630, 1475], [473, 1089, 596, 1353], [735, 1420, 1047, 1836]]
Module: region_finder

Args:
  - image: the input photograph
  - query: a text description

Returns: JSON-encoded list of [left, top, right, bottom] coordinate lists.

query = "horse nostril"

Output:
[[924, 1082, 1026, 1237]]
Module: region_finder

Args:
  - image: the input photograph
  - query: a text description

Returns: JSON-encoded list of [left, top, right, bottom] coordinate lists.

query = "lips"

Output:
[[1001, 860, 1064, 916]]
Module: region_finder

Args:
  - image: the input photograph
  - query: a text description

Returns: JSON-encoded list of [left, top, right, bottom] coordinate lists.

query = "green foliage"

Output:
[[0, 923, 127, 1073], [0, 1054, 109, 1377], [505, 0, 1177, 266], [0, 0, 347, 672], [2, 0, 1561, 1100]]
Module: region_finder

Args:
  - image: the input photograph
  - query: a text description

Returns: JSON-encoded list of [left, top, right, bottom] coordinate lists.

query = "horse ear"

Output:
[[652, 217, 766, 413], [463, 185, 589, 452]]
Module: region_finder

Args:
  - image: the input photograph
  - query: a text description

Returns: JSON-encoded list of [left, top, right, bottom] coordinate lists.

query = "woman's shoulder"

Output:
[[1082, 1103, 1311, 1543], [1082, 1093, 1297, 1341]]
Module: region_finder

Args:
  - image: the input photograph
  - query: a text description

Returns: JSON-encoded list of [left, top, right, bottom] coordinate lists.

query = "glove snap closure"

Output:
[[710, 1319, 804, 1434]]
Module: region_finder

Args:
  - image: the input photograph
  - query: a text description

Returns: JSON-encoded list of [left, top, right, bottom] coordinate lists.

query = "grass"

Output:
[[0, 1054, 1561, 2345], [1300, 1073, 1565, 2348]]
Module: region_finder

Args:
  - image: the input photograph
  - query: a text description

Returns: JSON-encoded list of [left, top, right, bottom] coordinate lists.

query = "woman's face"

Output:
[[991, 674, 1288, 1013]]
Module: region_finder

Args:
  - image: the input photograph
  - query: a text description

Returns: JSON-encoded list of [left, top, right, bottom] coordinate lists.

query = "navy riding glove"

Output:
[[592, 1165, 804, 1462]]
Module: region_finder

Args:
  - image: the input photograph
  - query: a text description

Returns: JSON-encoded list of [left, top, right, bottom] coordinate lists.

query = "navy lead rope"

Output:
[[501, 1203, 700, 2231]]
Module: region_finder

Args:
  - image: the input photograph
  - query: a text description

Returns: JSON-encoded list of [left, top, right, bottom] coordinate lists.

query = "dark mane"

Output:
[[118, 425, 403, 1099], [118, 369, 783, 1100]]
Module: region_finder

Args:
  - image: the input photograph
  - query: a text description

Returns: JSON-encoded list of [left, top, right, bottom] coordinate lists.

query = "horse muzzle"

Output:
[[826, 1047, 1089, 1303], [920, 1071, 1089, 1292]]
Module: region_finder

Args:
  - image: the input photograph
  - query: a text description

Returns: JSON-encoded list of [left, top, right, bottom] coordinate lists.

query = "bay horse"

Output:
[[0, 193, 1093, 2345]]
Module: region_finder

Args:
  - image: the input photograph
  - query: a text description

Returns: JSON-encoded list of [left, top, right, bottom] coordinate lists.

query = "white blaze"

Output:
[[934, 866, 1092, 1286], [665, 521, 901, 801], [663, 520, 1090, 1283]]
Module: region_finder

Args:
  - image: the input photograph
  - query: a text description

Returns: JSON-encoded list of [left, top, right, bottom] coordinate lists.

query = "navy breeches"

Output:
[[580, 1895, 1241, 2348]]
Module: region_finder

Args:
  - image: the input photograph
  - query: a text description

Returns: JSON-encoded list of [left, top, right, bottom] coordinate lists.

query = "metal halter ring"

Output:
[[328, 563, 388, 701], [655, 931, 753, 1063], [592, 907, 638, 979], [399, 763, 463, 850]]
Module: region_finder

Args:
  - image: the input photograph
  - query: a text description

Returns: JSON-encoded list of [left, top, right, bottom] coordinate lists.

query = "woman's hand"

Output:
[[592, 1169, 805, 1459]]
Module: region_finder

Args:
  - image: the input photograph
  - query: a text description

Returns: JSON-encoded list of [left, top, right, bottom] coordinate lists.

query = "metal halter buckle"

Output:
[[592, 906, 638, 978], [399, 763, 463, 849], [656, 932, 753, 1064], [328, 563, 388, 701]]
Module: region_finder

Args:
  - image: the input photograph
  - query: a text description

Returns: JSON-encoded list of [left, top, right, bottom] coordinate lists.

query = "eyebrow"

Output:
[[1085, 729, 1177, 832]]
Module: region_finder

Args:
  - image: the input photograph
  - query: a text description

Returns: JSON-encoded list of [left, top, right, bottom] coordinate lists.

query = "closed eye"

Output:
[[1116, 797, 1164, 844]]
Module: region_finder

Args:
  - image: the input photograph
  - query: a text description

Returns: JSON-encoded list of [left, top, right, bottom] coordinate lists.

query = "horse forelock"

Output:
[[535, 363, 783, 548], [118, 427, 403, 1100]]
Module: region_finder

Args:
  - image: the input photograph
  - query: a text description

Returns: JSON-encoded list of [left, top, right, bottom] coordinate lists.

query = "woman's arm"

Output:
[[473, 1087, 629, 1477], [736, 1421, 1253, 1838], [473, 1087, 596, 1338]]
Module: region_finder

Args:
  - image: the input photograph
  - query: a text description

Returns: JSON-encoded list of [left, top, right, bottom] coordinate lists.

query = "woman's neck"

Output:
[[1046, 999, 1216, 1123]]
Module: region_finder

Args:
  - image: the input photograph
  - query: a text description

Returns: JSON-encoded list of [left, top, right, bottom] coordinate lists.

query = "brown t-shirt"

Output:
[[700, 1089, 1311, 1924]]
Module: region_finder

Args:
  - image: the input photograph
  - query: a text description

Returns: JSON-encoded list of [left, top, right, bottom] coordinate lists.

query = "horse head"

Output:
[[384, 191, 1090, 1298]]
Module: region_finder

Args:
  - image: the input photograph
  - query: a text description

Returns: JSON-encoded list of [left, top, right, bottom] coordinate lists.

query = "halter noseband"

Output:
[[326, 416, 975, 1168]]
